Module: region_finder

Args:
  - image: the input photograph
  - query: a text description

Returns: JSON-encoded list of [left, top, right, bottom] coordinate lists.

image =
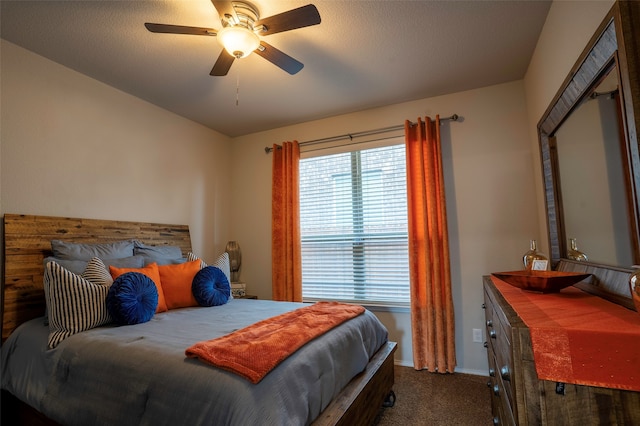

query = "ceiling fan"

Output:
[[144, 1, 321, 76]]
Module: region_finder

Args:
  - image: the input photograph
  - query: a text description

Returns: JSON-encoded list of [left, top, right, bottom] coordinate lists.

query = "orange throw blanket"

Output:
[[491, 276, 640, 391], [185, 301, 365, 384]]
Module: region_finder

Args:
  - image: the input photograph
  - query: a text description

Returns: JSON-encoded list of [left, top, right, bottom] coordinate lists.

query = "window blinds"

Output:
[[299, 143, 410, 305]]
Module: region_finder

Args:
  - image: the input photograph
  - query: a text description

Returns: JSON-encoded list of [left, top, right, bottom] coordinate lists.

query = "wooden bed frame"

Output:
[[1, 213, 396, 426]]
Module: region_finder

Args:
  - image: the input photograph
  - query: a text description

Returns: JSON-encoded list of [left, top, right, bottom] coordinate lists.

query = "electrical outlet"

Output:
[[472, 328, 483, 343]]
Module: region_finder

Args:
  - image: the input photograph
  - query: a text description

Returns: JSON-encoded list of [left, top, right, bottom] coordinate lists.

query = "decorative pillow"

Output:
[[187, 252, 231, 284], [43, 257, 115, 326], [192, 266, 231, 307], [43, 255, 145, 275], [134, 241, 186, 265], [187, 252, 233, 299], [142, 257, 187, 266], [106, 272, 158, 326], [187, 252, 207, 269], [82, 257, 114, 286], [43, 257, 91, 275], [44, 261, 112, 349], [51, 239, 135, 261], [158, 260, 202, 309], [110, 263, 167, 313]]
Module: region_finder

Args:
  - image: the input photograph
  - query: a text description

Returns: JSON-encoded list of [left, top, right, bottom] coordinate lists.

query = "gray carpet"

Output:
[[374, 366, 492, 425]]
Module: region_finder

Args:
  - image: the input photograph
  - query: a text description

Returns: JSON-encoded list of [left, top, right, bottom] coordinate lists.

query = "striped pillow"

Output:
[[44, 257, 114, 326], [82, 257, 114, 286], [44, 261, 112, 349], [187, 252, 231, 284]]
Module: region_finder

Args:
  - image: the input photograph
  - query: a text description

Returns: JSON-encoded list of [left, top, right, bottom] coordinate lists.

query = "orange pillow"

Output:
[[110, 262, 167, 313], [158, 260, 201, 310]]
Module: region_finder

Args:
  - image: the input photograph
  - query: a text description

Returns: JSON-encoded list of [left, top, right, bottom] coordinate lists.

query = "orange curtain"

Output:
[[271, 141, 302, 302], [405, 116, 456, 373]]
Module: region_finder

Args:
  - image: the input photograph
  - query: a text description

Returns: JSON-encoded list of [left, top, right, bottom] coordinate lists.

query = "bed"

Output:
[[1, 214, 396, 425]]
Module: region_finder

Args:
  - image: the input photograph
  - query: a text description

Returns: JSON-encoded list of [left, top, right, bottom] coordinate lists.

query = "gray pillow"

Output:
[[134, 241, 184, 265], [43, 256, 145, 275], [143, 257, 187, 266], [51, 240, 135, 261], [133, 241, 183, 259]]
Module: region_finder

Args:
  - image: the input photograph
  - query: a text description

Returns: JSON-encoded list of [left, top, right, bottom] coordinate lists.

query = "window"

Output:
[[299, 142, 409, 306]]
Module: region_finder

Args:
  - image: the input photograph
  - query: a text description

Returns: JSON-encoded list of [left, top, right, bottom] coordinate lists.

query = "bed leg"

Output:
[[382, 390, 396, 408]]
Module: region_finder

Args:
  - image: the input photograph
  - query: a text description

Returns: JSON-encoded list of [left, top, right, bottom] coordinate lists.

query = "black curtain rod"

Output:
[[264, 114, 459, 154]]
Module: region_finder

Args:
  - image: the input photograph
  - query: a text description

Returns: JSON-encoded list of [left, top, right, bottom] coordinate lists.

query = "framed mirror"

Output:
[[538, 1, 640, 305], [553, 63, 634, 267]]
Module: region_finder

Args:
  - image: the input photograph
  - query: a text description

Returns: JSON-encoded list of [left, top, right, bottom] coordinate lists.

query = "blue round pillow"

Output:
[[106, 272, 158, 325], [192, 266, 230, 307]]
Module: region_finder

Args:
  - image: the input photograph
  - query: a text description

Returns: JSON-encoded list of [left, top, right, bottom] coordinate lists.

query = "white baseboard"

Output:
[[454, 367, 489, 376], [394, 359, 488, 377], [394, 359, 414, 368]]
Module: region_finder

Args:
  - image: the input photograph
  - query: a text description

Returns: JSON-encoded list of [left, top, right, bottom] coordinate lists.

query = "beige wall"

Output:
[[230, 80, 537, 372], [0, 40, 234, 262]]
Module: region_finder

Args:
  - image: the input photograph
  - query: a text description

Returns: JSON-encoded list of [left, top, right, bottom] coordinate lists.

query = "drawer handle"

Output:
[[493, 384, 500, 396], [500, 366, 511, 381], [489, 330, 497, 339], [486, 319, 493, 327], [489, 368, 495, 377], [493, 417, 500, 425], [486, 380, 492, 388]]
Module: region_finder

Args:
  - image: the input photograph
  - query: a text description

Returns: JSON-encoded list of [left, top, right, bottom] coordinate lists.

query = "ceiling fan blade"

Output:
[[210, 51, 235, 76], [211, 1, 237, 24], [255, 42, 304, 75], [144, 23, 217, 36], [255, 4, 321, 36]]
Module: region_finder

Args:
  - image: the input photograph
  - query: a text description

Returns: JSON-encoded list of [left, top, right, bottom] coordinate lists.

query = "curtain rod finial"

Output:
[[265, 147, 272, 154]]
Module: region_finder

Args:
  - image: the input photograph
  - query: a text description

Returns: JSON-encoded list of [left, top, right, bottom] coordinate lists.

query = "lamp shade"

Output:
[[217, 26, 260, 59]]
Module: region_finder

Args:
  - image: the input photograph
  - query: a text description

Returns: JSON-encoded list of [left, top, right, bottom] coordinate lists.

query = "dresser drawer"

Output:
[[484, 279, 517, 424], [493, 319, 515, 408], [488, 347, 515, 425]]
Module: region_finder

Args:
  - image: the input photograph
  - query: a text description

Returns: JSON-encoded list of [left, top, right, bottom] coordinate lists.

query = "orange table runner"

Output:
[[186, 301, 365, 384], [491, 276, 640, 391]]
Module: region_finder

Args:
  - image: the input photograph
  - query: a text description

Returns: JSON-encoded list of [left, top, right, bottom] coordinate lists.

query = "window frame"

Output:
[[299, 136, 410, 307]]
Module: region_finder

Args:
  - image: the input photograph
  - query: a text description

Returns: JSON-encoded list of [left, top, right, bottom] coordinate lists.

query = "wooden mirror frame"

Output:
[[538, 1, 640, 267]]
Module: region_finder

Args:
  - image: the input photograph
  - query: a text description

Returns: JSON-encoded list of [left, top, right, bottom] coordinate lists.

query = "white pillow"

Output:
[[44, 261, 112, 349]]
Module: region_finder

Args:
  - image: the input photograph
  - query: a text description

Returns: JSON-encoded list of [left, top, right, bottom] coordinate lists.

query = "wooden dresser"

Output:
[[482, 276, 640, 425]]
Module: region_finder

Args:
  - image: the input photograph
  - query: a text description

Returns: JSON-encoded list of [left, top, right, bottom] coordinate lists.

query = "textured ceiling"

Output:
[[1, 0, 552, 137]]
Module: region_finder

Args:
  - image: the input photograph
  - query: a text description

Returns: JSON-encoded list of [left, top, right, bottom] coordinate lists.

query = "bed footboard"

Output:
[[312, 341, 397, 426]]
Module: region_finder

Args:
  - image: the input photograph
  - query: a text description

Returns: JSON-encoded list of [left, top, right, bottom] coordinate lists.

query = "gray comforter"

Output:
[[1, 299, 388, 426]]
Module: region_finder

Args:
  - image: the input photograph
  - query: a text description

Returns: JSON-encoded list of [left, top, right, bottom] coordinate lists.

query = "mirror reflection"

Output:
[[553, 64, 634, 266]]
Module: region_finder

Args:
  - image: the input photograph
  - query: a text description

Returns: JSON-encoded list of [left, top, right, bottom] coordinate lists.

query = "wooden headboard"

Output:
[[1, 214, 192, 341]]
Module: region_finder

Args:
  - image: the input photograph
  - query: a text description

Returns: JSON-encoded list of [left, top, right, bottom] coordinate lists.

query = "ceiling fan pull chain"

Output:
[[236, 73, 240, 106]]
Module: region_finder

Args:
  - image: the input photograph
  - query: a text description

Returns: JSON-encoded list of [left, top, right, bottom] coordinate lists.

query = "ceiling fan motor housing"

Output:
[[223, 1, 260, 28]]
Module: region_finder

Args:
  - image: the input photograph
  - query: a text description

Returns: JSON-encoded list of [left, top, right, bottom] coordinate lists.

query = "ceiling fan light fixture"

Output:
[[218, 26, 260, 59]]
